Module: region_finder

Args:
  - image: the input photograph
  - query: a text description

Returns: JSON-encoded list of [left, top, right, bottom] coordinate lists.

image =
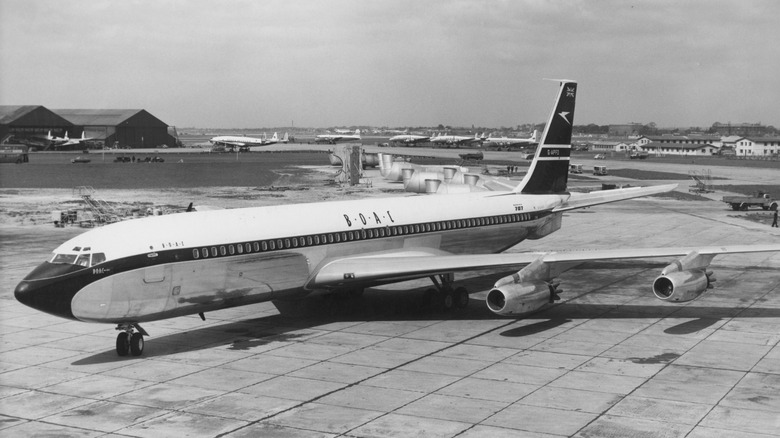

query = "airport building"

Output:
[[0, 105, 175, 149], [635, 135, 720, 156], [0, 106, 73, 144], [54, 109, 175, 149]]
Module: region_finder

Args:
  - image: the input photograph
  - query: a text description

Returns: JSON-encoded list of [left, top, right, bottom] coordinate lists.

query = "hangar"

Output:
[[0, 106, 175, 149], [0, 106, 73, 147], [54, 109, 175, 149]]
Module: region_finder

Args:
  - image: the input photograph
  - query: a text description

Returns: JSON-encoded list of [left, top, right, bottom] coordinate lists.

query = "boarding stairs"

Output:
[[73, 186, 120, 224], [688, 169, 714, 193]]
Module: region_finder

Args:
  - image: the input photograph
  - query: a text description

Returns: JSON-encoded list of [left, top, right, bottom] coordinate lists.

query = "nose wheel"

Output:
[[115, 323, 148, 357]]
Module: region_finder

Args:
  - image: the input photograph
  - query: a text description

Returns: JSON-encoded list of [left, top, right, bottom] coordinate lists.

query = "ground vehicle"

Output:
[[0, 144, 29, 163], [569, 163, 583, 174], [594, 154, 606, 159], [722, 192, 778, 211], [593, 165, 608, 175]]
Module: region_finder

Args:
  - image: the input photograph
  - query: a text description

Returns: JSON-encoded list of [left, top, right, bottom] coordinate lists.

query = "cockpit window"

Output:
[[75, 254, 90, 267], [51, 252, 108, 267], [52, 254, 78, 265]]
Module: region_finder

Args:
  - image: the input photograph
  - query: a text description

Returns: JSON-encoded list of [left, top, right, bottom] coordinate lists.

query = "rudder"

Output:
[[514, 80, 577, 194]]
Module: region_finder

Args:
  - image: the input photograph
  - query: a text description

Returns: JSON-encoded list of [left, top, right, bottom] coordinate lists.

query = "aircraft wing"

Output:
[[554, 184, 678, 211], [218, 141, 247, 147], [307, 244, 780, 289]]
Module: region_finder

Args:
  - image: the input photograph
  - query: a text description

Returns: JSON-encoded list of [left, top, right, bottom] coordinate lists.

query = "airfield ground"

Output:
[[1, 147, 779, 437]]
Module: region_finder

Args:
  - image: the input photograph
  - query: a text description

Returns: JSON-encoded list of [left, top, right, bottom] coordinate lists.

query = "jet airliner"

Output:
[[15, 80, 780, 357]]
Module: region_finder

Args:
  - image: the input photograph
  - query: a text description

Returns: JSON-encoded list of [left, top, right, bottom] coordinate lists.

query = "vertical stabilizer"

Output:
[[513, 80, 577, 194]]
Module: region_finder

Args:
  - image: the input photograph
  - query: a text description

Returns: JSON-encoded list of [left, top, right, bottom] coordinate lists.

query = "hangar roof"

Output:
[[0, 106, 38, 124], [52, 109, 148, 126], [0, 105, 74, 127]]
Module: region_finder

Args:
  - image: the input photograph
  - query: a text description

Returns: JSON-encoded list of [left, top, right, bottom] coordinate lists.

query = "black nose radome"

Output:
[[15, 274, 78, 321]]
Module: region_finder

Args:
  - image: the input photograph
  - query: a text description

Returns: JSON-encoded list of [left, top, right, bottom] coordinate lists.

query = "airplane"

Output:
[[388, 133, 430, 145], [14, 79, 780, 357], [430, 132, 483, 146], [315, 129, 361, 144], [262, 132, 289, 146], [44, 130, 94, 147], [483, 130, 540, 147], [209, 132, 286, 150], [333, 128, 352, 134]]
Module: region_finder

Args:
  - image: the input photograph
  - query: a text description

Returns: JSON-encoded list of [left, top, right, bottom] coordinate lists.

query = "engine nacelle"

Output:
[[652, 270, 710, 302], [486, 281, 552, 316]]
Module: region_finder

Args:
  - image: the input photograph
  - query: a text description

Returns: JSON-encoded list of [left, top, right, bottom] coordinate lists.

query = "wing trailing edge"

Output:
[[553, 184, 678, 212]]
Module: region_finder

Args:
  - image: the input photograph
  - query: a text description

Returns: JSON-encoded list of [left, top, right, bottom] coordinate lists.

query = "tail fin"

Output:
[[282, 132, 289, 142], [355, 129, 361, 136], [64, 132, 70, 140], [513, 80, 577, 194], [531, 129, 539, 143], [272, 132, 278, 141]]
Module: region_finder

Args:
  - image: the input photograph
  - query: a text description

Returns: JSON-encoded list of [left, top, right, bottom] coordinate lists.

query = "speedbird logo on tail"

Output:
[[558, 111, 572, 125]]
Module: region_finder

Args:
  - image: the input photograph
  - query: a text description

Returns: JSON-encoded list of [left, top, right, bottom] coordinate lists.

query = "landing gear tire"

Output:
[[116, 332, 130, 357], [130, 333, 144, 356], [441, 289, 454, 311], [454, 287, 469, 309]]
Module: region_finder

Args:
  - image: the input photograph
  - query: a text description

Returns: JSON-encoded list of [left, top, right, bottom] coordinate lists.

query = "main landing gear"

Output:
[[425, 274, 469, 312], [115, 323, 149, 357]]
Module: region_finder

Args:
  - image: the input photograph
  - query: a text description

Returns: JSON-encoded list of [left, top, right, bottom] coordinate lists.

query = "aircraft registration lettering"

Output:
[[343, 210, 396, 228]]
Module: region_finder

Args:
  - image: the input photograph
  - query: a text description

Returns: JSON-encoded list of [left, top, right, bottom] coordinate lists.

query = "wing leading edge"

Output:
[[308, 244, 780, 290]]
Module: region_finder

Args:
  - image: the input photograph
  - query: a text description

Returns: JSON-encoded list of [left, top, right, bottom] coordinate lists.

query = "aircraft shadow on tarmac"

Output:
[[71, 265, 780, 366]]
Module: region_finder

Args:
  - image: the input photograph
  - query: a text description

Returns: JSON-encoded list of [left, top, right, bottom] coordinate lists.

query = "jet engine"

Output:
[[486, 281, 560, 316], [652, 251, 715, 303], [485, 256, 567, 316], [652, 270, 712, 302]]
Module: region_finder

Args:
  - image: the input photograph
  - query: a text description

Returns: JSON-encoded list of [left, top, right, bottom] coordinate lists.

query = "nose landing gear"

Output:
[[115, 323, 148, 357]]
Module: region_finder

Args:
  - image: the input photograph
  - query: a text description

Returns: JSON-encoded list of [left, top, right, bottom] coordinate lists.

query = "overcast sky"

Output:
[[1, 0, 778, 129]]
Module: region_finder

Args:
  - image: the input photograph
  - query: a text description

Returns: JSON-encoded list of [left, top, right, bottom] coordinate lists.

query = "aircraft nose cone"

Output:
[[14, 280, 32, 304], [14, 279, 76, 320]]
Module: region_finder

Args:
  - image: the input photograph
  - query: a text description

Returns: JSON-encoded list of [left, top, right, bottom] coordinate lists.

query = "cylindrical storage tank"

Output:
[[464, 174, 480, 186], [402, 168, 415, 184], [443, 167, 458, 183], [425, 179, 442, 194], [405, 171, 443, 193], [363, 152, 379, 168], [380, 154, 394, 177], [386, 161, 415, 182]]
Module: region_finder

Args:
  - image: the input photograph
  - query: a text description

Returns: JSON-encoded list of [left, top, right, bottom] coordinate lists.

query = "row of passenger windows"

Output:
[[191, 212, 541, 260]]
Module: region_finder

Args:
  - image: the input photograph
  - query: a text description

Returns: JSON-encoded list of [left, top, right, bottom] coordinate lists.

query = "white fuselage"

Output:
[[55, 190, 565, 324], [209, 135, 268, 146]]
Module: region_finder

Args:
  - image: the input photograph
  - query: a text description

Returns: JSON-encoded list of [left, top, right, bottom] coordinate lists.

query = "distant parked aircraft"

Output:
[[315, 129, 361, 144], [388, 133, 430, 145], [483, 130, 539, 147], [430, 132, 483, 146]]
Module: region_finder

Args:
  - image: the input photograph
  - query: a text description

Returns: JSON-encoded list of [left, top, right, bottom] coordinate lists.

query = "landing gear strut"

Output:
[[115, 323, 148, 357], [426, 274, 469, 311]]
